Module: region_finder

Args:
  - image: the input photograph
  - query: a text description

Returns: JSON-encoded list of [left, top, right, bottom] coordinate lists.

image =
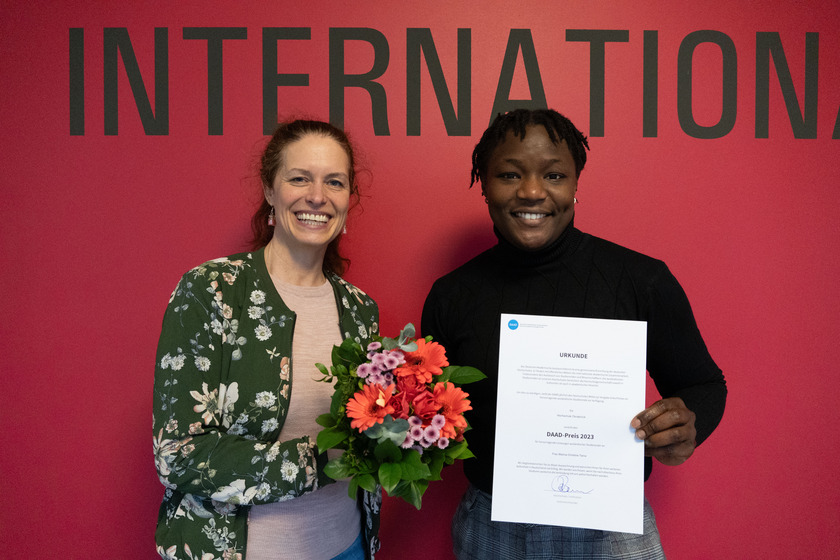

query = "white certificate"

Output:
[[491, 314, 647, 534]]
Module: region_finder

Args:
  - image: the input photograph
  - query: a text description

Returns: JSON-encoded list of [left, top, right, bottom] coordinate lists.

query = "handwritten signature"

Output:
[[551, 474, 593, 495]]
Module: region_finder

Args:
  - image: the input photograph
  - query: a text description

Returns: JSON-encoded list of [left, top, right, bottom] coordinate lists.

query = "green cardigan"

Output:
[[153, 248, 380, 559]]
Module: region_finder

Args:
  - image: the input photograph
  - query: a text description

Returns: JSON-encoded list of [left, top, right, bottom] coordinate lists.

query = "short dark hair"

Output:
[[251, 119, 360, 276], [470, 109, 590, 189]]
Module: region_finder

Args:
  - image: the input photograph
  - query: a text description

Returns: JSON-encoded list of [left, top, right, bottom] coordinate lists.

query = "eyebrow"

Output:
[[285, 168, 349, 179], [499, 158, 567, 167]]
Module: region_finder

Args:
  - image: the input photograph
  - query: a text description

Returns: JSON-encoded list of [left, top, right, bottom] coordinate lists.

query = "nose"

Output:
[[517, 174, 547, 201], [305, 181, 327, 205]]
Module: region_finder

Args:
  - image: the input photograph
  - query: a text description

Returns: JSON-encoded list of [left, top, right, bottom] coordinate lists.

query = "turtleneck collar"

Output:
[[492, 220, 583, 267]]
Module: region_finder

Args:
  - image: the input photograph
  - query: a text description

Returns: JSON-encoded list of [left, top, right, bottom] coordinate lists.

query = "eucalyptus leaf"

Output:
[[370, 417, 409, 446], [363, 423, 384, 440]]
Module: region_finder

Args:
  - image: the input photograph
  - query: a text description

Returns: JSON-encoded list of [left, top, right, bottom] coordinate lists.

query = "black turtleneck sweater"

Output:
[[421, 225, 726, 493]]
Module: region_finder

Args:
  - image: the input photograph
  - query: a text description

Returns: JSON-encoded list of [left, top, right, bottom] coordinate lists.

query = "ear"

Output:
[[263, 183, 273, 204]]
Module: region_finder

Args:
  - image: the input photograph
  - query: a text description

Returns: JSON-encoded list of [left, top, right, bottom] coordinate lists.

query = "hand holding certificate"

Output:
[[491, 314, 647, 534]]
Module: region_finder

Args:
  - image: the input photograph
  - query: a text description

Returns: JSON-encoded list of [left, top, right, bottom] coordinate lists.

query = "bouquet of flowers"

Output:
[[315, 324, 485, 509]]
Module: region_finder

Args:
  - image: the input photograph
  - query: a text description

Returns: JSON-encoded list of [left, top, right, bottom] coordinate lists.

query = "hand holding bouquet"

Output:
[[315, 324, 485, 509]]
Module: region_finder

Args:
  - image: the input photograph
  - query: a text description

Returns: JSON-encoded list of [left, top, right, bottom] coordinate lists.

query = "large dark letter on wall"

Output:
[[104, 27, 169, 135], [406, 28, 471, 136], [566, 29, 630, 137], [489, 29, 547, 124], [329, 28, 390, 135], [677, 30, 737, 139], [183, 27, 247, 136], [262, 28, 310, 135], [643, 30, 658, 138], [70, 28, 84, 135], [755, 32, 819, 139]]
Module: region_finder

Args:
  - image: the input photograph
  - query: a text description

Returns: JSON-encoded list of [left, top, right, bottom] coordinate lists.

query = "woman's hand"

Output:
[[631, 397, 697, 466]]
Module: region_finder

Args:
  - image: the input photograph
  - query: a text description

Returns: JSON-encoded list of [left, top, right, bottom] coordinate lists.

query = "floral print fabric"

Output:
[[153, 249, 379, 559]]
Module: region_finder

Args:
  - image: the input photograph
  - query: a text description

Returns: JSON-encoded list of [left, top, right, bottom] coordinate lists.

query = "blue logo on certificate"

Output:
[[508, 319, 519, 330]]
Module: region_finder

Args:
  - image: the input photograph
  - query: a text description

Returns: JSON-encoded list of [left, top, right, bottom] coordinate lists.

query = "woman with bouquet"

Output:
[[153, 120, 380, 560]]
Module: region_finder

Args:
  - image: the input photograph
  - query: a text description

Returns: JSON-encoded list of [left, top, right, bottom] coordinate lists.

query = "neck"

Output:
[[494, 221, 580, 267], [263, 238, 327, 287]]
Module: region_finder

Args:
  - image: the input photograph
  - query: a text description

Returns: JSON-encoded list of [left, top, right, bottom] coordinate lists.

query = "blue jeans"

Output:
[[330, 532, 365, 560], [452, 485, 665, 559]]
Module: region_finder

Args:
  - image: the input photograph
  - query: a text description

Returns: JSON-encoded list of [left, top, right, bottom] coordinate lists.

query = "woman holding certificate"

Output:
[[421, 109, 726, 559]]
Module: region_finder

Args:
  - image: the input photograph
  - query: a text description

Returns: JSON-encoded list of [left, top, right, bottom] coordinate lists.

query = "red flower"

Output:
[[433, 382, 471, 439], [388, 390, 411, 420], [395, 374, 425, 403], [411, 389, 440, 422], [346, 384, 396, 431], [395, 339, 449, 384]]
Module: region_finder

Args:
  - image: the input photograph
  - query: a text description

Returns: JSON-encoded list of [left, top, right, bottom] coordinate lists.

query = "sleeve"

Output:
[[645, 264, 727, 446], [152, 270, 326, 507]]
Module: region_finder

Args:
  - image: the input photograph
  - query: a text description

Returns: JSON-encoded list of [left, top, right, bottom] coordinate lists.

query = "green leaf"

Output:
[[458, 447, 475, 460], [356, 473, 377, 493], [315, 362, 330, 377], [445, 365, 487, 385], [405, 479, 429, 509], [374, 439, 402, 463], [316, 426, 347, 452], [324, 457, 351, 481], [426, 452, 445, 480], [335, 338, 364, 366], [399, 450, 432, 481], [330, 383, 352, 417], [347, 476, 360, 499], [315, 413, 336, 428], [378, 462, 402, 494], [444, 440, 474, 462]]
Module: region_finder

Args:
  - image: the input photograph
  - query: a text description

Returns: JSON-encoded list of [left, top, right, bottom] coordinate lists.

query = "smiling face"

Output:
[[482, 125, 578, 251], [264, 133, 351, 257]]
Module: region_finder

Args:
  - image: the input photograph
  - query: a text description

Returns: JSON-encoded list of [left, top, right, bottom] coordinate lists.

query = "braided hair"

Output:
[[470, 109, 590, 189]]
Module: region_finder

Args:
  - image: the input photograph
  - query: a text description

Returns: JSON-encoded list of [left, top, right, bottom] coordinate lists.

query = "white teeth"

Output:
[[515, 212, 547, 220], [296, 212, 328, 223]]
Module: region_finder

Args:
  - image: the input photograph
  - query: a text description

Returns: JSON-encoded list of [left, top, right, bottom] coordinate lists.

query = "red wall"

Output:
[[3, 1, 839, 558]]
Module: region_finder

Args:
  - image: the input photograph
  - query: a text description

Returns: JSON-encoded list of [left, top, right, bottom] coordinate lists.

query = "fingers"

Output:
[[632, 397, 697, 466], [631, 397, 693, 440]]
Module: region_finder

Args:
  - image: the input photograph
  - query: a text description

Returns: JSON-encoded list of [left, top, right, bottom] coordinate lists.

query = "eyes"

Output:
[[495, 171, 568, 182], [287, 175, 348, 190]]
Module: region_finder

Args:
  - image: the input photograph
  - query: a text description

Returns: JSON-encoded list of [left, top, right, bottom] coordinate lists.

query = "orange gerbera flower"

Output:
[[346, 384, 396, 431], [395, 339, 449, 384], [433, 382, 471, 439]]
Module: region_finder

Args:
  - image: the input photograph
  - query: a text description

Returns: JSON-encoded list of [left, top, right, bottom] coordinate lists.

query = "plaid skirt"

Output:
[[452, 485, 666, 560]]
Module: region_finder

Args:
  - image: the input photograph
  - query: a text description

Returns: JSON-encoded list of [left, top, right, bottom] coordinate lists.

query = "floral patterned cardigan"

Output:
[[153, 248, 380, 560]]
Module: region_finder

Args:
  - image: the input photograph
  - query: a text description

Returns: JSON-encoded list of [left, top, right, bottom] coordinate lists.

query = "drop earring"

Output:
[[267, 206, 276, 226], [343, 225, 348, 235], [574, 197, 578, 204]]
